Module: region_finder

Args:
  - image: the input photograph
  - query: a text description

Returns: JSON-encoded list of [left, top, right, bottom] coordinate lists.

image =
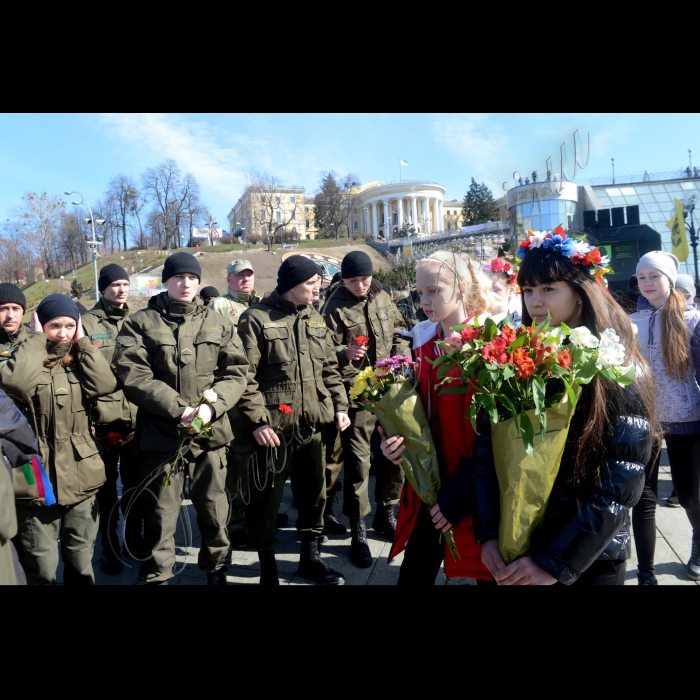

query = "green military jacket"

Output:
[[236, 290, 348, 436], [0, 325, 29, 376], [113, 292, 249, 457], [321, 281, 410, 387], [209, 288, 261, 326], [396, 289, 427, 330], [2, 333, 118, 507], [81, 296, 137, 430]]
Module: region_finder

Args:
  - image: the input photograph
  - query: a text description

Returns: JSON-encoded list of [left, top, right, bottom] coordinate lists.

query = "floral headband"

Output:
[[484, 257, 518, 285], [516, 226, 613, 281]]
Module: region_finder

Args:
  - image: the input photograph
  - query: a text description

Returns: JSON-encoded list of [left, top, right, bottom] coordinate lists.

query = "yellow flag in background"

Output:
[[668, 198, 689, 262]]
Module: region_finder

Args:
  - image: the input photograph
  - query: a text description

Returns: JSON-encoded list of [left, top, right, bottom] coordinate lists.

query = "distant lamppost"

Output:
[[60, 275, 64, 294], [65, 191, 105, 300], [137, 251, 142, 274], [611, 157, 615, 185]]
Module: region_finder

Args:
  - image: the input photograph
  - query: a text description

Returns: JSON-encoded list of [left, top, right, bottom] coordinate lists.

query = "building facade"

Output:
[[228, 186, 307, 241]]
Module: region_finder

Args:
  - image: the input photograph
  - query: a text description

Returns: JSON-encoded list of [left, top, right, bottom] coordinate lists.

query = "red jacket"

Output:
[[388, 319, 492, 581]]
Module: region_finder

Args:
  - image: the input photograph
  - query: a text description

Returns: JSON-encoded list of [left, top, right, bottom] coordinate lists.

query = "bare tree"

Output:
[[9, 192, 65, 279], [248, 170, 303, 251], [104, 174, 142, 251], [142, 160, 202, 251], [0, 221, 36, 284], [58, 213, 89, 272]]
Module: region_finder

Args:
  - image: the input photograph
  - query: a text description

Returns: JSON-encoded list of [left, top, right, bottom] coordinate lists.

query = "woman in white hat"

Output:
[[632, 252, 700, 583]]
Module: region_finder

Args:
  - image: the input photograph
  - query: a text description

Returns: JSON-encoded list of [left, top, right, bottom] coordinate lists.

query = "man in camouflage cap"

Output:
[[209, 260, 261, 550]]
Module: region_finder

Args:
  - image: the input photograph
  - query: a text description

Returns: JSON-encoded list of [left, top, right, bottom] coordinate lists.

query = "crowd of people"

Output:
[[1, 236, 699, 586]]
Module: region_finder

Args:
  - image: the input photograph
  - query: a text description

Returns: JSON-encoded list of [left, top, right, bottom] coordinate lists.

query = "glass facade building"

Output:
[[509, 198, 577, 239], [587, 179, 700, 278]]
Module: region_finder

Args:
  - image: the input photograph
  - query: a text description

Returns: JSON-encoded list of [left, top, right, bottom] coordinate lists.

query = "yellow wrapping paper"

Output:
[[374, 380, 460, 560], [491, 388, 579, 565]]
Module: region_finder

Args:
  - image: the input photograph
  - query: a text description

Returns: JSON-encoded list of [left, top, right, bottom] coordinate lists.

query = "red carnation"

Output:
[[553, 226, 565, 237], [557, 349, 572, 370], [501, 326, 517, 344], [279, 404, 293, 414], [354, 336, 370, 346], [108, 431, 122, 446], [460, 326, 482, 341]]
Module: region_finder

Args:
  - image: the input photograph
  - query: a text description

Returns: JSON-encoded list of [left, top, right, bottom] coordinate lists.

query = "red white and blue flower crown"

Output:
[[516, 226, 612, 280]]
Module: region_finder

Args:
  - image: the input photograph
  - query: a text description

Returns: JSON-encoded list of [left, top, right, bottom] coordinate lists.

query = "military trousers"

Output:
[[14, 495, 100, 585], [370, 425, 405, 508], [341, 407, 405, 520], [137, 446, 229, 583], [323, 423, 343, 496], [248, 429, 325, 552], [225, 408, 256, 536], [95, 430, 141, 556]]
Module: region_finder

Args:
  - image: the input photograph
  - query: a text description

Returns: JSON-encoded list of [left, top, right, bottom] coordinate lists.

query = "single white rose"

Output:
[[569, 326, 599, 348], [202, 389, 218, 404]]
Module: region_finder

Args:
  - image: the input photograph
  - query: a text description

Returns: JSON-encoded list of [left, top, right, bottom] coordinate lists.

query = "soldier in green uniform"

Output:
[[0, 284, 29, 375], [2, 294, 117, 584], [396, 288, 427, 330], [113, 252, 249, 585], [322, 251, 409, 568], [209, 260, 262, 549], [236, 255, 350, 585], [81, 264, 141, 574]]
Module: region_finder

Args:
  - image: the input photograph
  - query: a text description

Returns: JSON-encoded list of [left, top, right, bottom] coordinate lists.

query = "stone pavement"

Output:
[[54, 445, 698, 586]]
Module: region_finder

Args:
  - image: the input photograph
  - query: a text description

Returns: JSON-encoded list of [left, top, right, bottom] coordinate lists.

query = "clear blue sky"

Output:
[[1, 113, 698, 239]]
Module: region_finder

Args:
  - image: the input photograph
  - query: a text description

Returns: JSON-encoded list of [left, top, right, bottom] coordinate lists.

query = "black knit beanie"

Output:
[[0, 283, 27, 310], [341, 251, 373, 278], [99, 263, 130, 292], [276, 256, 321, 294], [200, 286, 219, 299], [162, 252, 201, 282], [37, 294, 80, 326]]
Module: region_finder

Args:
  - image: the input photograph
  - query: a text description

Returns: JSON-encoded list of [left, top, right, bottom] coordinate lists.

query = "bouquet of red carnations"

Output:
[[432, 315, 635, 563]]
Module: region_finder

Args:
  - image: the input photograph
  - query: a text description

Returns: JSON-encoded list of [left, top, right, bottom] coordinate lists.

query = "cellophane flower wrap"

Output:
[[350, 355, 461, 561], [434, 316, 635, 564]]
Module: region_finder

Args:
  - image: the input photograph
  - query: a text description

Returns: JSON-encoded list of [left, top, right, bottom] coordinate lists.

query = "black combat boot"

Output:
[[100, 545, 124, 576], [688, 537, 700, 581], [350, 518, 372, 568], [637, 570, 658, 585], [298, 532, 345, 585], [207, 568, 228, 585], [323, 496, 347, 535], [259, 550, 280, 586], [372, 504, 397, 540], [275, 512, 289, 527]]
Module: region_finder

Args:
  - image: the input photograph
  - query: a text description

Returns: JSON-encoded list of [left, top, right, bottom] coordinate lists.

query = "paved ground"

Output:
[[55, 444, 698, 586]]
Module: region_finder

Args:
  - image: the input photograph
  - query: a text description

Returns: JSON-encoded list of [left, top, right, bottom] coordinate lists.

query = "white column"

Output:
[[411, 196, 418, 233], [424, 196, 430, 234], [397, 196, 404, 230], [437, 199, 443, 232], [371, 202, 378, 240], [364, 207, 370, 235], [383, 201, 390, 237]]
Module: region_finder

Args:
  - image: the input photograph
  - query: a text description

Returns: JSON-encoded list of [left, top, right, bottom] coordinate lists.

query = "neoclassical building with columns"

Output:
[[354, 181, 447, 239]]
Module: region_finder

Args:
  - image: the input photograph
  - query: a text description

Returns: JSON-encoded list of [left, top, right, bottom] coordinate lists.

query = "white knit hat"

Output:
[[675, 273, 696, 299], [636, 251, 680, 285]]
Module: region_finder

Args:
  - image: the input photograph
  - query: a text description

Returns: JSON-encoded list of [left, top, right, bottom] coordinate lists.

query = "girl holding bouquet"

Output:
[[468, 236, 656, 585], [379, 250, 496, 585], [632, 252, 700, 583]]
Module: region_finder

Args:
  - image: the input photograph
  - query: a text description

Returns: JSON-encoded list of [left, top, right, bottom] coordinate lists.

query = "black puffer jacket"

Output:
[[462, 382, 652, 585]]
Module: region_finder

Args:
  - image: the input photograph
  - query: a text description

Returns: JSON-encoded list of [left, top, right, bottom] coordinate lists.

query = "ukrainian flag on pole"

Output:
[[667, 198, 689, 262], [400, 159, 408, 166]]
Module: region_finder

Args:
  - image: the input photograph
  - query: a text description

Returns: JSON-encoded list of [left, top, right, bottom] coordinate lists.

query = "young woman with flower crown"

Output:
[[378, 250, 496, 584], [483, 257, 522, 326], [457, 229, 657, 585]]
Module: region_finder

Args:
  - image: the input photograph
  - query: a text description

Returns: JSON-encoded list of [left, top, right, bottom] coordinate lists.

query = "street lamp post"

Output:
[[137, 251, 142, 274], [65, 191, 105, 300], [60, 276, 64, 294]]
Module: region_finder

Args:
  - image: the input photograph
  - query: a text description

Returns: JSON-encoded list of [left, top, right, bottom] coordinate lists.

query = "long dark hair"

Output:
[[517, 246, 659, 482]]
